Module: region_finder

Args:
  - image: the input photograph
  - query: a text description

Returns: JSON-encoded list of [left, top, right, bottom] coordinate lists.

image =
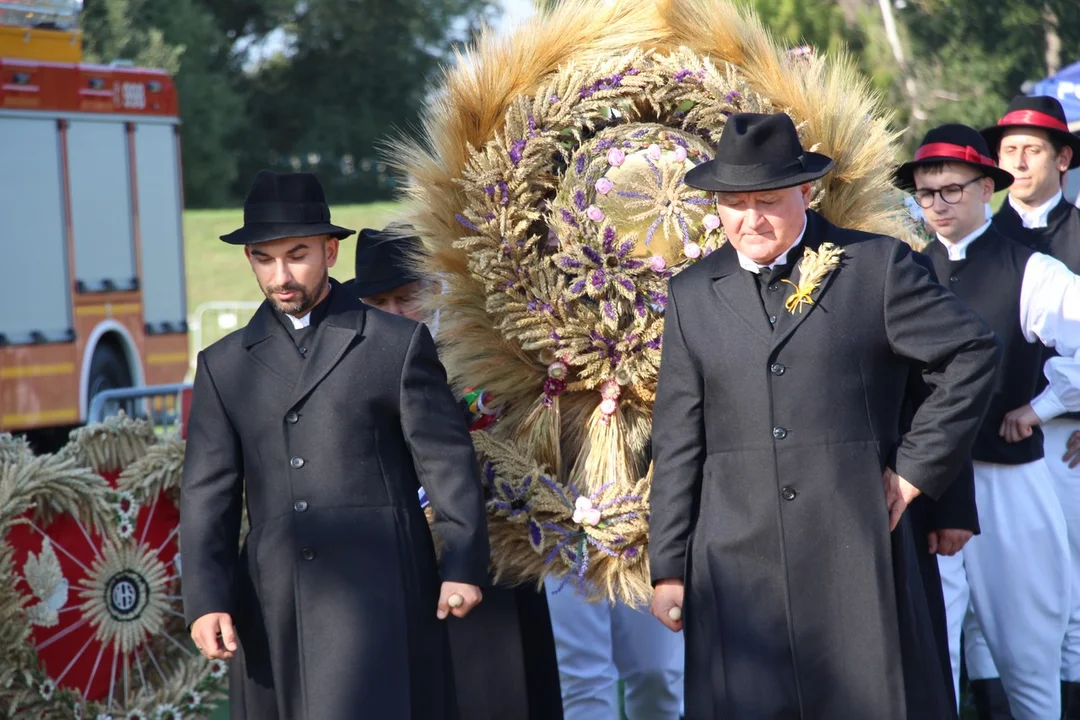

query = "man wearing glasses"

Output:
[[896, 123, 1080, 719]]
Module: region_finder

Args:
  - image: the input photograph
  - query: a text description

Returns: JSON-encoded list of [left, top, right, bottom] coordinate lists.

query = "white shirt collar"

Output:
[[1009, 190, 1062, 229], [936, 219, 991, 261], [736, 214, 808, 274], [286, 312, 311, 329]]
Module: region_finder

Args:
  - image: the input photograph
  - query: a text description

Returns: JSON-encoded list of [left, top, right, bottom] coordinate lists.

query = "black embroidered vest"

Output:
[[926, 228, 1044, 465]]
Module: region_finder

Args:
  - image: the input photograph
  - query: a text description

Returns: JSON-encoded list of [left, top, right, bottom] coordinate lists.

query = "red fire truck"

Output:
[[0, 0, 189, 446]]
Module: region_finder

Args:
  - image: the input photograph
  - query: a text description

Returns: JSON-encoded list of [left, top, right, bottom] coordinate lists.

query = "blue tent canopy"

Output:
[[1033, 60, 1080, 127]]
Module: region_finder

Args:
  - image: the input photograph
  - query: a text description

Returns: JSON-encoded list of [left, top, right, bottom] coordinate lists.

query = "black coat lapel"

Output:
[[288, 286, 367, 407], [709, 244, 773, 346], [771, 213, 842, 350], [242, 302, 301, 384]]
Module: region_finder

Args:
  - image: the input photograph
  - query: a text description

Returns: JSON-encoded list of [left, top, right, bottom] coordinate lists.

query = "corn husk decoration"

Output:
[[390, 0, 920, 603]]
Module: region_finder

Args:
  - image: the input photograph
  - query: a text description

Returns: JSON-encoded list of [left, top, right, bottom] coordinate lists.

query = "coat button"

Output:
[[772, 427, 788, 440], [290, 456, 305, 469], [949, 275, 959, 283], [299, 346, 308, 355], [300, 547, 315, 561], [781, 486, 797, 501], [769, 315, 777, 325], [294, 500, 309, 512], [286, 411, 299, 424], [768, 284, 779, 292], [770, 363, 786, 376]]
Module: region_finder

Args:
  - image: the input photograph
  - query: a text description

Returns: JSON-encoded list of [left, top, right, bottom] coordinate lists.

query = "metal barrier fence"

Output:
[[87, 383, 192, 435], [188, 300, 263, 374]]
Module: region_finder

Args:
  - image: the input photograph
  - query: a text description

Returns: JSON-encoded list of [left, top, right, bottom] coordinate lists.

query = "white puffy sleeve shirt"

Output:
[[1022, 252, 1080, 420]]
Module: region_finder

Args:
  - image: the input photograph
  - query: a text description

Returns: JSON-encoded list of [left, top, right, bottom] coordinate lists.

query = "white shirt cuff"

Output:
[[1032, 387, 1068, 423]]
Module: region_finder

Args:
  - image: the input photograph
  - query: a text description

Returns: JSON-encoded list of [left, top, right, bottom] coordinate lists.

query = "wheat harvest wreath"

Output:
[[0, 416, 227, 720], [391, 0, 925, 605]]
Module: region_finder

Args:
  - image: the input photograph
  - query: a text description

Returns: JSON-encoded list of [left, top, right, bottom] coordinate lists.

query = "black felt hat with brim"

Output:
[[683, 112, 835, 193], [220, 170, 356, 245], [894, 123, 1014, 193], [981, 95, 1080, 170], [351, 225, 424, 297]]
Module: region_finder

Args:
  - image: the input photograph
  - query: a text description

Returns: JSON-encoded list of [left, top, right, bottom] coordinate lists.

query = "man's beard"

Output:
[[263, 270, 328, 315]]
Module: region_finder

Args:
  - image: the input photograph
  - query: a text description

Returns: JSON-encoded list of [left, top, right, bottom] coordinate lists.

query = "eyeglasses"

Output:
[[912, 176, 985, 209]]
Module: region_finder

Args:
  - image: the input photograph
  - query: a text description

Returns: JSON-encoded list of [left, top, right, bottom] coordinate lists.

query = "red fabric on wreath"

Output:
[[6, 468, 182, 704]]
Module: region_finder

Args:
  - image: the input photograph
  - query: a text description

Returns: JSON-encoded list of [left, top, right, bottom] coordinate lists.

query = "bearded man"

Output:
[[180, 170, 490, 719]]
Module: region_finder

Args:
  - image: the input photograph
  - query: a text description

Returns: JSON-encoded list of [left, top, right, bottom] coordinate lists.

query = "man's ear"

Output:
[[324, 236, 340, 268], [1058, 146, 1074, 175]]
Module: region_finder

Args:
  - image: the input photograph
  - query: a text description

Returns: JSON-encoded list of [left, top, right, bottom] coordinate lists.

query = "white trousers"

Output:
[[938, 459, 1070, 720], [1048, 418, 1080, 681], [545, 583, 685, 720]]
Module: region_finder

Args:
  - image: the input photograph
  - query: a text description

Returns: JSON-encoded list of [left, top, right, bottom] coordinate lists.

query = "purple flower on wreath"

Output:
[[553, 228, 646, 301], [509, 138, 527, 165], [489, 473, 533, 519]]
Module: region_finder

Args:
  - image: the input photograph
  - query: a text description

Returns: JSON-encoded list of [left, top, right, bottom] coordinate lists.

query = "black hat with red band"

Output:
[[894, 123, 1014, 193], [980, 95, 1080, 170]]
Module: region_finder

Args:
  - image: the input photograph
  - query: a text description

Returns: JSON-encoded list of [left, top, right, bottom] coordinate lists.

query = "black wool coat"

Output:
[[180, 281, 490, 720], [649, 211, 1000, 720]]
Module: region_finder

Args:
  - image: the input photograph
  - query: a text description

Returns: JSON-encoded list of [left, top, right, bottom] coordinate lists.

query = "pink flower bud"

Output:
[[649, 255, 667, 272], [586, 205, 605, 222], [600, 398, 618, 415], [674, 146, 687, 162], [702, 214, 721, 231], [595, 177, 614, 195], [647, 143, 662, 160], [606, 148, 625, 167], [684, 243, 702, 259]]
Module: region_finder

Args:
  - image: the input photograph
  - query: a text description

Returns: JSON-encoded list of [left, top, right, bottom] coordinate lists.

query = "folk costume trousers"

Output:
[[938, 458, 1070, 720], [962, 419, 1080, 685], [545, 583, 684, 720]]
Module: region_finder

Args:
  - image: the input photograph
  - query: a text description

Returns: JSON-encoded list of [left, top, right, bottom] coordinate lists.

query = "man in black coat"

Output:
[[180, 171, 490, 720], [982, 96, 1080, 716], [347, 224, 565, 720], [647, 113, 1001, 719]]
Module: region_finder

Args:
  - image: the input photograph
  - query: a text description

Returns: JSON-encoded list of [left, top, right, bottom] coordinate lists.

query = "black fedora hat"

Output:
[[683, 112, 835, 193], [894, 123, 1014, 193], [351, 224, 424, 296], [980, 95, 1080, 169], [220, 170, 356, 245]]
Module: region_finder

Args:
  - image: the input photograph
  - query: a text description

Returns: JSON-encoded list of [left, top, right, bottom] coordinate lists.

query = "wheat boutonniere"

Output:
[[782, 242, 844, 314]]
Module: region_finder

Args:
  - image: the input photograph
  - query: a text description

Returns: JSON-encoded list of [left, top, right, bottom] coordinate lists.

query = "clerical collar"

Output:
[[1008, 190, 1063, 229], [279, 283, 332, 330], [736, 214, 808, 274], [936, 219, 991, 261]]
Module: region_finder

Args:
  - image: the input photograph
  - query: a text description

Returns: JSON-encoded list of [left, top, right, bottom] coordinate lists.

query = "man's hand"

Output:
[[650, 578, 685, 633], [927, 529, 973, 556], [191, 612, 238, 660], [999, 403, 1042, 444], [1064, 430, 1080, 470], [437, 582, 482, 620], [883, 467, 921, 531]]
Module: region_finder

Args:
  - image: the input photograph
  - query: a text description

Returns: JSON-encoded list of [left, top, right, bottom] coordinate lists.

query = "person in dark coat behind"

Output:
[[647, 112, 1002, 719], [347, 224, 564, 720], [180, 171, 490, 720]]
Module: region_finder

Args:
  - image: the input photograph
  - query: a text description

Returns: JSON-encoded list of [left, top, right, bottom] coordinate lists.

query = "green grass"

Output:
[[182, 202, 402, 317]]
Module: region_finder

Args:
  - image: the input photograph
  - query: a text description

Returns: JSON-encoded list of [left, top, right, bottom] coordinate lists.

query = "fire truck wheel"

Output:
[[88, 340, 133, 403]]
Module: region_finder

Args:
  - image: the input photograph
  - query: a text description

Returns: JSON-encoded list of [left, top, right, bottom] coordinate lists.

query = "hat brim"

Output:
[[980, 124, 1080, 170], [893, 159, 1014, 194], [682, 153, 835, 193], [220, 222, 356, 245], [349, 273, 424, 298]]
